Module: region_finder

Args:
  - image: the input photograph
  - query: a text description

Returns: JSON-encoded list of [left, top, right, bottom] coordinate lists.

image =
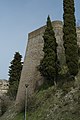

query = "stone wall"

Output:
[[15, 21, 80, 112], [0, 80, 9, 96], [77, 27, 80, 46], [0, 80, 9, 116]]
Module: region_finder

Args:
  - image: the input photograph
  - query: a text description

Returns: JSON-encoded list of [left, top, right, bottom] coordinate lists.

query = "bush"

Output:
[[0, 95, 13, 115]]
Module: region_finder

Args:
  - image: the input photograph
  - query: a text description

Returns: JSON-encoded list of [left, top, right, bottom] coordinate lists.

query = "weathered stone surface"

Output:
[[15, 21, 80, 112], [77, 27, 80, 46], [0, 21, 80, 120], [0, 80, 9, 96]]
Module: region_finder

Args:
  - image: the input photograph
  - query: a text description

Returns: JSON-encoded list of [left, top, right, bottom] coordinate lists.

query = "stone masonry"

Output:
[[0, 80, 9, 115], [15, 21, 80, 112], [0, 80, 9, 96]]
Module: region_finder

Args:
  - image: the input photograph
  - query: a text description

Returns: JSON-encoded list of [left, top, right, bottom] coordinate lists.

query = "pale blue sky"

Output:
[[0, 0, 80, 79]]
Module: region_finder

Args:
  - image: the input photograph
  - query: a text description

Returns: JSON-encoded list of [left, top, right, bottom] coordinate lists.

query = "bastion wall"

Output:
[[15, 21, 80, 111]]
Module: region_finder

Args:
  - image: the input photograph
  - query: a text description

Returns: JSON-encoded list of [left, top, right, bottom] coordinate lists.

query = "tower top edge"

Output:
[[28, 20, 63, 39]]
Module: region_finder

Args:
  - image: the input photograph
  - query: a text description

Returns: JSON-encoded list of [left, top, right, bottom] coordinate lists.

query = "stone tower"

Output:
[[15, 21, 80, 112]]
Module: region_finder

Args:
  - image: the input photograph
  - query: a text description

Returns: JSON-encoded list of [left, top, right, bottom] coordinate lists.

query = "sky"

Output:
[[0, 0, 80, 80]]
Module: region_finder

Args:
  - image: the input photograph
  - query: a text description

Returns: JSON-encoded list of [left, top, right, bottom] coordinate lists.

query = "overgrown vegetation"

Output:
[[1, 0, 80, 120], [13, 75, 80, 120], [0, 95, 13, 116], [7, 52, 23, 99], [63, 0, 79, 76]]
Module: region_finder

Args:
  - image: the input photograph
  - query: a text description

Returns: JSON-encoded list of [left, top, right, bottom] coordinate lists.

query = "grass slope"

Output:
[[13, 75, 80, 120]]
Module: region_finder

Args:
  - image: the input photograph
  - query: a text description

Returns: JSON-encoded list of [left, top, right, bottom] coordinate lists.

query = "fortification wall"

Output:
[[15, 21, 80, 111]]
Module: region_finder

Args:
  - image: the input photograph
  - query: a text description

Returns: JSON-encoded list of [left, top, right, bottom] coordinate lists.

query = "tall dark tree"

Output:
[[39, 16, 58, 84], [8, 52, 23, 99], [63, 0, 78, 76]]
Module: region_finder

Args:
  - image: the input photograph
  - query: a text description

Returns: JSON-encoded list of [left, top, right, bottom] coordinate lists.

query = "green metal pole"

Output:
[[24, 84, 28, 120]]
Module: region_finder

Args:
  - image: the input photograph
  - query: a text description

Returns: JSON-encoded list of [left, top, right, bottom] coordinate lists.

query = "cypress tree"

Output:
[[39, 16, 58, 84], [63, 0, 78, 76], [8, 52, 23, 99]]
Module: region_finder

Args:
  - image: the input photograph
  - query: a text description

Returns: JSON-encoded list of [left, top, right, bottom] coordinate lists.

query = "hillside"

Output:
[[13, 72, 80, 120]]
